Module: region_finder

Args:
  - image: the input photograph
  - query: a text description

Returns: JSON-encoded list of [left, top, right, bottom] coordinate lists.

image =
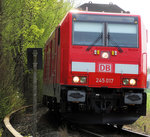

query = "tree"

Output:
[[0, 0, 72, 109], [0, 0, 25, 122]]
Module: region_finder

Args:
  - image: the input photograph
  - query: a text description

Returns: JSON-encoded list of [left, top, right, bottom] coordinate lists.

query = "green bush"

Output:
[[0, 51, 24, 123]]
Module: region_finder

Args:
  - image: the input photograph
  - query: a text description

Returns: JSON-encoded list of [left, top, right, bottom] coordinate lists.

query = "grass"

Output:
[[146, 89, 150, 93], [147, 90, 150, 110], [144, 89, 150, 112]]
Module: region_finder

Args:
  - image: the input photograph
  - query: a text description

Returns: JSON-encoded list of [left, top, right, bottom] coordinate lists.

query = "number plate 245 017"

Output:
[[96, 78, 114, 84]]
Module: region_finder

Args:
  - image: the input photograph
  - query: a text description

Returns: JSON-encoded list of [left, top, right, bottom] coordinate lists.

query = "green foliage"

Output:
[[0, 0, 72, 122], [2, 0, 72, 50], [2, 0, 72, 65], [23, 25, 44, 48], [36, 0, 72, 47], [1, 0, 72, 111], [0, 51, 24, 122]]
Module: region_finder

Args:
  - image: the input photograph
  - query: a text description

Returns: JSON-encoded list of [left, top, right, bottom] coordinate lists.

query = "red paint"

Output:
[[43, 11, 147, 89]]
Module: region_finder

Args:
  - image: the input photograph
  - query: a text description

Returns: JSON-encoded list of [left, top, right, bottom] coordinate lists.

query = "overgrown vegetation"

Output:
[[0, 51, 24, 122], [0, 0, 72, 126]]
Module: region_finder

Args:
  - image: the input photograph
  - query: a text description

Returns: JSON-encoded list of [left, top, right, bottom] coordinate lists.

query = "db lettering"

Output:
[[99, 64, 112, 72]]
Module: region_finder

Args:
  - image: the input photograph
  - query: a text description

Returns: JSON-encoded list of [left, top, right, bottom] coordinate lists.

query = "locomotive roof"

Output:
[[77, 2, 129, 13]]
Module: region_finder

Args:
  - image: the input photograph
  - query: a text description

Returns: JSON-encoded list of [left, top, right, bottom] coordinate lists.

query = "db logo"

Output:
[[99, 64, 112, 72]]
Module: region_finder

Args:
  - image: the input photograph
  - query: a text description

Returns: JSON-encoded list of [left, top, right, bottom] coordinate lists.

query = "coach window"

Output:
[[107, 23, 138, 48], [73, 22, 104, 46]]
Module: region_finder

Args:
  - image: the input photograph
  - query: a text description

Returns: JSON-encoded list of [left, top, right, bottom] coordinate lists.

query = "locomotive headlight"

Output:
[[129, 79, 136, 86], [123, 79, 129, 85], [80, 77, 87, 83], [73, 76, 80, 83], [101, 52, 109, 59]]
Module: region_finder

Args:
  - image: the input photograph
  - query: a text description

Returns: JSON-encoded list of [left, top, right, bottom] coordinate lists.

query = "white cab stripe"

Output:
[[115, 64, 139, 74], [72, 62, 95, 72]]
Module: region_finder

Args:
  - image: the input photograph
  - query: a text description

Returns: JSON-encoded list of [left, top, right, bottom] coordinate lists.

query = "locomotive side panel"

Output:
[[43, 33, 56, 97], [60, 14, 71, 85], [140, 19, 147, 88]]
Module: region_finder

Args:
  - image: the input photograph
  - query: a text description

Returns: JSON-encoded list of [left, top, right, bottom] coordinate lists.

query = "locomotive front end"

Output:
[[43, 9, 147, 125], [62, 11, 147, 125]]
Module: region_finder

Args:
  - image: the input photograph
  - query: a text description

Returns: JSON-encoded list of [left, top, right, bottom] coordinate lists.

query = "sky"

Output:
[[74, 0, 150, 67]]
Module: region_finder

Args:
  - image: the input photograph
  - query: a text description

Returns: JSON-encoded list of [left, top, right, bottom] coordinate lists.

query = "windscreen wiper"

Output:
[[86, 32, 103, 51], [108, 33, 123, 53]]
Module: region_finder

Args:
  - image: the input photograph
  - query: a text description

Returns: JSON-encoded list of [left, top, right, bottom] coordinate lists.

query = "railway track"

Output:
[[2, 105, 150, 137], [3, 105, 32, 137], [76, 125, 150, 137]]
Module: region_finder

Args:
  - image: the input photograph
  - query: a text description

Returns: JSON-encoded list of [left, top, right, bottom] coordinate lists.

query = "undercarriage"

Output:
[[43, 86, 146, 125]]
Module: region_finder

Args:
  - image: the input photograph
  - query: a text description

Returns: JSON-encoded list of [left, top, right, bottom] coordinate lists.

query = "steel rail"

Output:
[[122, 127, 150, 137], [78, 128, 105, 137], [76, 125, 150, 137], [3, 105, 32, 137]]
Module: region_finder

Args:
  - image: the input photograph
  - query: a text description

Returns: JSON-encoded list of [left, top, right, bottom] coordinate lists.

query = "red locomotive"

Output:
[[43, 4, 147, 126]]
